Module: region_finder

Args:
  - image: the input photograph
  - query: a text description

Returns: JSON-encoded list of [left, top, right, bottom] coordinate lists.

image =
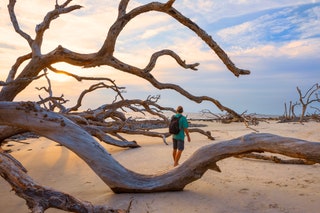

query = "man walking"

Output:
[[172, 106, 191, 167]]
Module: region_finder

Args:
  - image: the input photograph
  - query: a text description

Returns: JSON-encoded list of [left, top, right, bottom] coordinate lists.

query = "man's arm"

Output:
[[184, 128, 191, 142]]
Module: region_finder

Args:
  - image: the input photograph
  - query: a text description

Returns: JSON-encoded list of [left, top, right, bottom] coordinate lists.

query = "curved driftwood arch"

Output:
[[1, 102, 319, 193]]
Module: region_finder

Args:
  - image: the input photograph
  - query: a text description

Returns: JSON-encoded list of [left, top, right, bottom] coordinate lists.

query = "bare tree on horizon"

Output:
[[282, 83, 320, 122]]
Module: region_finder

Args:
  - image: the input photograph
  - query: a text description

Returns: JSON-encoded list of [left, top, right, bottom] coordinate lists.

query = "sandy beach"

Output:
[[1, 120, 320, 213]]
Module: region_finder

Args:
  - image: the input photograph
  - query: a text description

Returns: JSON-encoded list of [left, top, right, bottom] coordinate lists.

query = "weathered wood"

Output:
[[0, 0, 251, 143], [0, 102, 319, 194], [0, 151, 126, 213], [236, 153, 316, 165], [1, 0, 249, 119], [0, 126, 26, 143]]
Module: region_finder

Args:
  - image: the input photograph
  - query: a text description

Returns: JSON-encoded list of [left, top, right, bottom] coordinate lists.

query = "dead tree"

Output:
[[0, 1, 319, 212], [282, 101, 299, 122], [281, 83, 319, 122], [1, 101, 319, 193], [0, 0, 251, 142], [297, 83, 320, 122]]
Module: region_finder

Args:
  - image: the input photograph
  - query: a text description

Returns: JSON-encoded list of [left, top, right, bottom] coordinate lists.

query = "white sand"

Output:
[[1, 120, 320, 213]]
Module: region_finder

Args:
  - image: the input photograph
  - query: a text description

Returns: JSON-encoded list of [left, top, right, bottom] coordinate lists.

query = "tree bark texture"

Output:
[[1, 102, 319, 194]]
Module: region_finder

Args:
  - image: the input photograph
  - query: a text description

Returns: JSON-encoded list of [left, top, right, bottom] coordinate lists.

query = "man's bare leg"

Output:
[[173, 149, 177, 162], [174, 150, 182, 167]]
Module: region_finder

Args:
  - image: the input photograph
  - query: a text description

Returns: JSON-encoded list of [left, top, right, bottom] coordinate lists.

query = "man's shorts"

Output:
[[173, 138, 184, 151]]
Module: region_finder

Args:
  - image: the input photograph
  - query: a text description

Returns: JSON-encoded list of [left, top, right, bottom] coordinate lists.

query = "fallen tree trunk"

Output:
[[0, 151, 127, 213], [0, 126, 26, 143], [1, 101, 319, 194], [236, 153, 316, 165]]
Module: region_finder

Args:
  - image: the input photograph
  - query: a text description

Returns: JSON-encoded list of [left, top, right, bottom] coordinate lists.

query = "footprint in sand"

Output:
[[239, 188, 249, 194], [304, 179, 315, 184]]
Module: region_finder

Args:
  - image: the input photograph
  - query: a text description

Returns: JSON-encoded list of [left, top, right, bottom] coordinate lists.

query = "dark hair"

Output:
[[176, 106, 183, 113]]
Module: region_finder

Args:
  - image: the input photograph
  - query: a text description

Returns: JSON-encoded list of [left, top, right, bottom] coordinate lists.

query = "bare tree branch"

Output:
[[35, 3, 82, 48], [65, 82, 124, 113], [237, 153, 316, 165], [6, 53, 32, 82], [47, 65, 119, 83], [297, 83, 320, 122], [0, 102, 319, 194], [2, 1, 250, 120], [0, 151, 126, 213], [0, 73, 45, 87], [144, 49, 199, 73], [118, 0, 130, 18], [165, 0, 176, 8], [7, 0, 33, 45]]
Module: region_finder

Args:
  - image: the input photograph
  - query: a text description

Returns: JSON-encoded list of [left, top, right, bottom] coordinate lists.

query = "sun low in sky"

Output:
[[0, 0, 319, 115]]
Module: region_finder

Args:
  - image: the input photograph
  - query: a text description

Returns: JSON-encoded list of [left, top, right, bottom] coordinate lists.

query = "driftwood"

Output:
[[199, 109, 272, 133], [236, 153, 316, 165], [1, 102, 320, 192], [0, 151, 127, 213], [0, 101, 319, 211]]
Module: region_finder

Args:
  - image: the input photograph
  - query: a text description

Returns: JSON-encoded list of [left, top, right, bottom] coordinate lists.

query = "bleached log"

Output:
[[1, 102, 319, 193], [0, 151, 126, 213]]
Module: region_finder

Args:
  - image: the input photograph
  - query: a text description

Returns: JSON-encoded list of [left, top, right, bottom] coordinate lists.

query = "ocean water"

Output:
[[124, 111, 280, 121]]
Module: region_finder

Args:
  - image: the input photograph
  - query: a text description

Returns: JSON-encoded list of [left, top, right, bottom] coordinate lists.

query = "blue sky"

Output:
[[0, 0, 319, 115]]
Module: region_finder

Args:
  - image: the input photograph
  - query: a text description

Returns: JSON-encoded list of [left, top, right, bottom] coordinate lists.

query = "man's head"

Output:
[[176, 106, 183, 113]]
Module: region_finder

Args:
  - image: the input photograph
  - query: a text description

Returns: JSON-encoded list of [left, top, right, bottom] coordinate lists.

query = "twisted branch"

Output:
[[0, 102, 319, 194], [0, 151, 125, 213]]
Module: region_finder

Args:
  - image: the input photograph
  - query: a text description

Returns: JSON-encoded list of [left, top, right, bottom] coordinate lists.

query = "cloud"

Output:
[[177, 0, 320, 23], [228, 37, 320, 59], [215, 3, 320, 47], [297, 6, 320, 39], [139, 25, 171, 39]]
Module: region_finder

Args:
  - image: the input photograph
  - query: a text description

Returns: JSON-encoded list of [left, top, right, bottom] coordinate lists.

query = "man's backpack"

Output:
[[169, 115, 181, 134]]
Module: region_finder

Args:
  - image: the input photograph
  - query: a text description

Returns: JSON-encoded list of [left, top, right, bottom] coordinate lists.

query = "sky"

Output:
[[0, 0, 319, 116]]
